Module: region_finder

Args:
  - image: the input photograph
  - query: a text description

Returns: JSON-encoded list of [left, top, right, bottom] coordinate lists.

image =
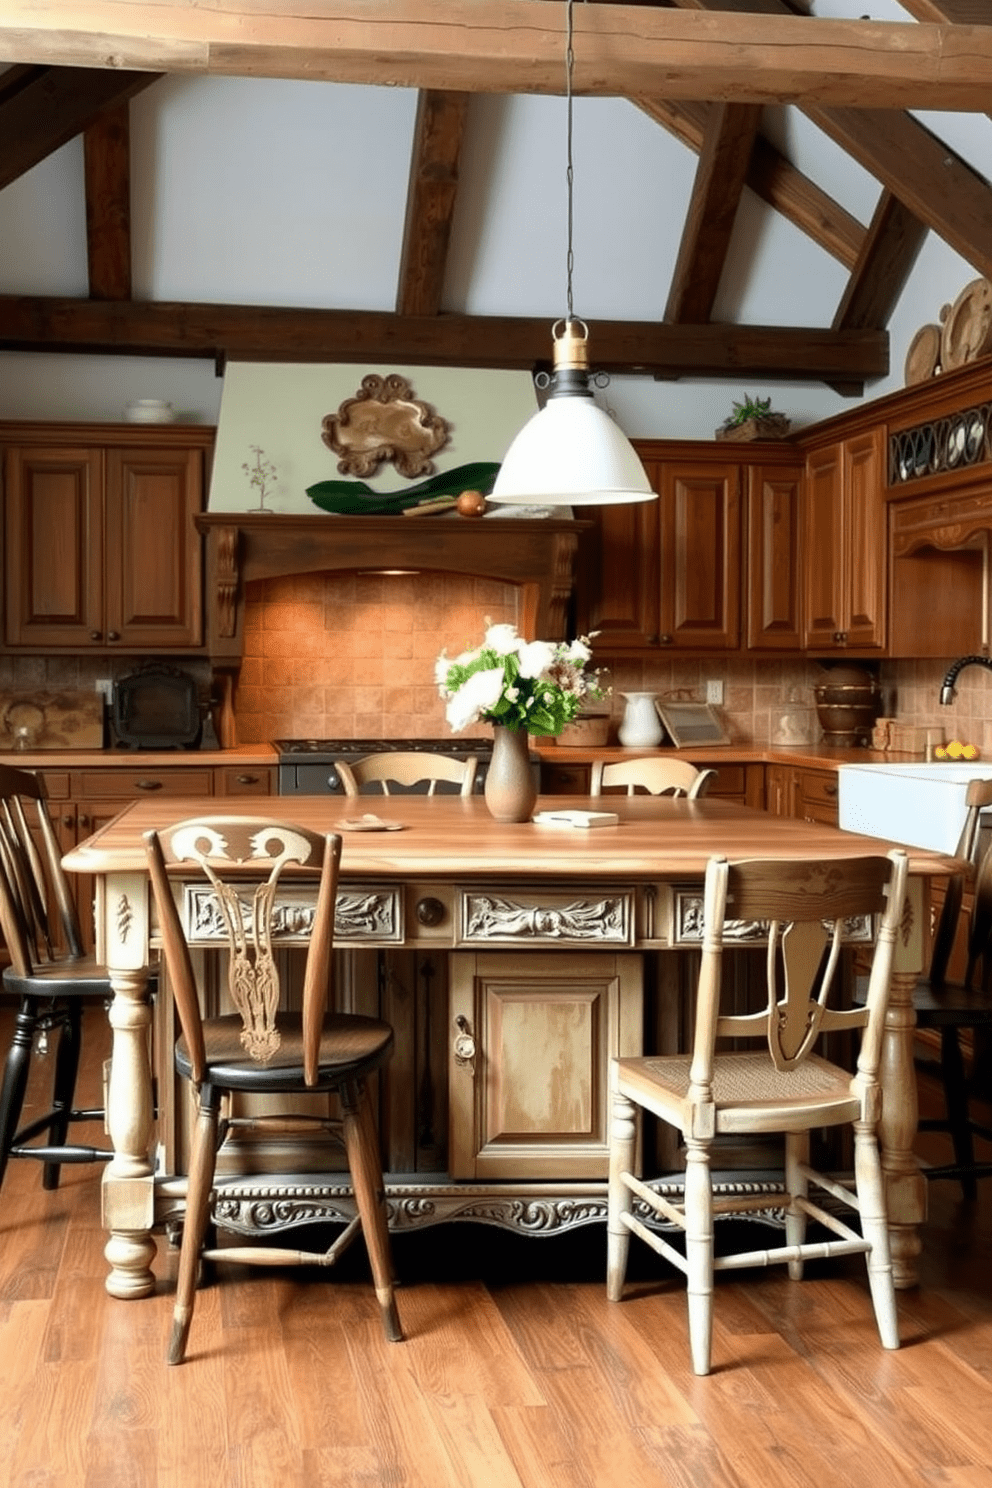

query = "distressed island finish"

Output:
[[62, 794, 956, 1301]]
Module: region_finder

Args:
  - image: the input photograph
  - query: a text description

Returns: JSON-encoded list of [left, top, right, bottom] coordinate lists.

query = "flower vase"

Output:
[[485, 725, 537, 823]]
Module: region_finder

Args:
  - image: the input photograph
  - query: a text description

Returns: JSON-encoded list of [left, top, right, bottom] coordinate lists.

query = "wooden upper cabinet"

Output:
[[656, 458, 740, 650], [2, 424, 211, 652], [745, 459, 803, 650], [802, 428, 886, 653], [579, 444, 741, 652]]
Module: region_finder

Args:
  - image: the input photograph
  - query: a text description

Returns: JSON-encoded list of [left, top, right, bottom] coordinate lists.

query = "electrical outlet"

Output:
[[95, 678, 112, 703], [705, 679, 724, 706]]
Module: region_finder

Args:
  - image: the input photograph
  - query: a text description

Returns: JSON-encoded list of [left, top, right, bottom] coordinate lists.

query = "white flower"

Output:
[[484, 622, 522, 656], [517, 640, 555, 678], [564, 638, 592, 665], [445, 667, 505, 732]]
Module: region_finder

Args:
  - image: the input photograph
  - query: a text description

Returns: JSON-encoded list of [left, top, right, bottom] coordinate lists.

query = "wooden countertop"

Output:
[[0, 741, 933, 772], [0, 744, 278, 769]]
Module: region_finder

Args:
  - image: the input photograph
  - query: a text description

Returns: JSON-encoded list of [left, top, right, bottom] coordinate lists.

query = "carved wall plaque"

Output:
[[322, 373, 451, 478]]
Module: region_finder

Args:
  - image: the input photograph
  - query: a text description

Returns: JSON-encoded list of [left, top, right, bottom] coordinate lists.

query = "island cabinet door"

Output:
[[448, 951, 643, 1180]]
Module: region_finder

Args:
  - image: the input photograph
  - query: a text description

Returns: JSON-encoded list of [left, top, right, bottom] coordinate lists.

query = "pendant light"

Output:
[[490, 0, 654, 507]]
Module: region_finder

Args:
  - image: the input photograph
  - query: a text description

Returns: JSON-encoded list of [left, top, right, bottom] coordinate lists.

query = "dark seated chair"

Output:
[[910, 778, 992, 1199], [144, 815, 402, 1364], [0, 764, 123, 1194]]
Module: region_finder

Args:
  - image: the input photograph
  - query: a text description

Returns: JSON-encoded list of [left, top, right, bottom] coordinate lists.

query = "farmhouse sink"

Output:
[[838, 761, 992, 854]]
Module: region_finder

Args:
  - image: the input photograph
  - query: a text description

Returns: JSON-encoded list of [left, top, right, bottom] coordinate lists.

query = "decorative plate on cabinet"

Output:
[[940, 278, 992, 371]]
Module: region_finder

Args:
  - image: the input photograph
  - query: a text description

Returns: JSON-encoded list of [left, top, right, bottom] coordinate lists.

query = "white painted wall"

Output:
[[0, 1, 988, 439]]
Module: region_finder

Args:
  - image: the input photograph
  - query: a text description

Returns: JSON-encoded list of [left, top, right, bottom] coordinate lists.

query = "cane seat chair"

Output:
[[608, 848, 908, 1376], [144, 816, 402, 1364], [337, 752, 477, 797], [0, 764, 120, 1194], [909, 777, 992, 1199], [590, 758, 716, 798]]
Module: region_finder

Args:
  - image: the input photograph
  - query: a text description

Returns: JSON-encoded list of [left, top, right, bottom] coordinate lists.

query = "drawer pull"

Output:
[[235, 774, 258, 786], [453, 1014, 476, 1070], [135, 779, 163, 791], [416, 896, 445, 927], [825, 782, 838, 797]]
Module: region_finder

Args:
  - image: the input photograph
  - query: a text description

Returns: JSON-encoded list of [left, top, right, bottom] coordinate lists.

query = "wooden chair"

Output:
[[910, 777, 992, 1199], [590, 757, 716, 798], [144, 815, 402, 1364], [0, 764, 120, 1194], [337, 752, 478, 797], [607, 847, 908, 1376]]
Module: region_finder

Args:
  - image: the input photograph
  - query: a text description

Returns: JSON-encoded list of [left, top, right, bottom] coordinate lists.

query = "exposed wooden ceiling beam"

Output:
[[83, 105, 132, 300], [397, 91, 469, 319], [2, 4, 992, 111], [806, 106, 992, 281], [832, 193, 929, 335], [665, 101, 762, 323], [636, 97, 865, 270], [0, 296, 887, 387], [668, 2, 992, 296], [0, 64, 157, 191]]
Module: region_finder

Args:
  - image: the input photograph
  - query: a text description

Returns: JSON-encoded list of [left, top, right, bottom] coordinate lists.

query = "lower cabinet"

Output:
[[765, 763, 839, 825], [447, 950, 643, 1180]]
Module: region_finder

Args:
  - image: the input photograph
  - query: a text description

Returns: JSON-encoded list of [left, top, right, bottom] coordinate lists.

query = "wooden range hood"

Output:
[[196, 512, 590, 734]]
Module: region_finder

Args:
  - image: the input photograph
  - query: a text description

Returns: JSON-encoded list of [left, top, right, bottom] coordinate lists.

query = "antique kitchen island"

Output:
[[62, 793, 957, 1301]]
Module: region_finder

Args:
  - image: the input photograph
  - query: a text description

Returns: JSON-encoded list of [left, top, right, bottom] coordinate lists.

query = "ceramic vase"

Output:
[[618, 692, 663, 747], [485, 725, 537, 822]]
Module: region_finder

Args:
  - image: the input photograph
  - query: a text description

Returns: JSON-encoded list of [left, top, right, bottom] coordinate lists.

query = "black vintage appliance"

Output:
[[111, 665, 204, 750], [275, 737, 501, 796]]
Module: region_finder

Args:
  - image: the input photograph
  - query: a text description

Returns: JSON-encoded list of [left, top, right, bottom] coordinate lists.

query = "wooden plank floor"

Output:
[[1, 1003, 990, 1488]]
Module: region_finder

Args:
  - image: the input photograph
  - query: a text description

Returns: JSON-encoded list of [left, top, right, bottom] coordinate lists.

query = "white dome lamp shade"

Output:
[[489, 0, 655, 510], [490, 318, 655, 506]]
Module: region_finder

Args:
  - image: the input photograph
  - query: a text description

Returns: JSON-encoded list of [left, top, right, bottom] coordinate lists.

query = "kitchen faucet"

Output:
[[939, 654, 992, 704]]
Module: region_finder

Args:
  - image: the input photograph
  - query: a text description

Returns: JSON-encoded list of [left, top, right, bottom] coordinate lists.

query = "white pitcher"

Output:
[[618, 692, 663, 747]]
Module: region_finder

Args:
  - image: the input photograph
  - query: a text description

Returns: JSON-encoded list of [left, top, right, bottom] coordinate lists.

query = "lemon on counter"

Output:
[[941, 740, 979, 760]]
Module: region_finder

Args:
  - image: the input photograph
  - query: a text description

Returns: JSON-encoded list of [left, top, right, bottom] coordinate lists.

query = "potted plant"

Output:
[[716, 394, 791, 442]]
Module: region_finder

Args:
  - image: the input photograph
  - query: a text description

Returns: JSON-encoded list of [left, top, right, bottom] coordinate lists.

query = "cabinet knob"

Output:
[[135, 779, 163, 791], [416, 896, 446, 927], [659, 633, 673, 645], [452, 1014, 476, 1070], [62, 813, 74, 828], [89, 630, 101, 641], [107, 630, 120, 642], [78, 814, 90, 828], [825, 782, 838, 797]]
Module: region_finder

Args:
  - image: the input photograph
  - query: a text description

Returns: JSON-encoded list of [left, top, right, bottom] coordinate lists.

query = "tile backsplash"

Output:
[[5, 579, 992, 750]]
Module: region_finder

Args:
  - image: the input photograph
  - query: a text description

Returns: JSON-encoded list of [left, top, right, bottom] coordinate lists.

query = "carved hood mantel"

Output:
[[195, 512, 589, 666]]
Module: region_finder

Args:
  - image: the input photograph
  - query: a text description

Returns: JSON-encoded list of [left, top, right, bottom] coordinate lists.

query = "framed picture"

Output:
[[655, 702, 729, 748]]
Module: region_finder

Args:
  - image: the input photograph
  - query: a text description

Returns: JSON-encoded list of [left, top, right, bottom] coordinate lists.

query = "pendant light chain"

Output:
[[565, 0, 575, 325]]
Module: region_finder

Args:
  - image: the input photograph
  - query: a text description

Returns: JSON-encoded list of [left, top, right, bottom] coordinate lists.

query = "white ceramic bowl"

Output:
[[125, 399, 175, 424]]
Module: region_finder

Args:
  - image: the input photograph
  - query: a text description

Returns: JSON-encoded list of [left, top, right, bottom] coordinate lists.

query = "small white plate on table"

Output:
[[335, 814, 405, 832]]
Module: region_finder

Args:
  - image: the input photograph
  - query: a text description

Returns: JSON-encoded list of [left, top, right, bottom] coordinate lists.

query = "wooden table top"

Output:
[[62, 794, 961, 882]]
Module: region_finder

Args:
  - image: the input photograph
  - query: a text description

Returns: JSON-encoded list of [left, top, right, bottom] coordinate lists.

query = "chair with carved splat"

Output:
[[590, 758, 716, 798], [607, 848, 908, 1376], [337, 752, 478, 797], [144, 815, 402, 1364]]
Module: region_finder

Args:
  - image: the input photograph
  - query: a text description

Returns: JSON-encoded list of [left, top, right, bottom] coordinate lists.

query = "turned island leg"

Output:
[[879, 876, 928, 1289], [99, 873, 158, 1299]]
